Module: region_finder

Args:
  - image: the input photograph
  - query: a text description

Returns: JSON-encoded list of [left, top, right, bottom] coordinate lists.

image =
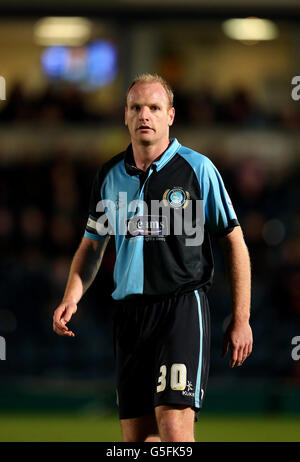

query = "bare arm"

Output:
[[220, 226, 253, 367], [53, 236, 110, 337]]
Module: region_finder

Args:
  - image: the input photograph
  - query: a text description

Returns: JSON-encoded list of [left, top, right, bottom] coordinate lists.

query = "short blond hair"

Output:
[[126, 73, 174, 108]]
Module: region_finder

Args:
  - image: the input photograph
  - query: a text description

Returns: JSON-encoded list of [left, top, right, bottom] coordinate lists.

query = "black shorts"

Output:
[[112, 289, 211, 420]]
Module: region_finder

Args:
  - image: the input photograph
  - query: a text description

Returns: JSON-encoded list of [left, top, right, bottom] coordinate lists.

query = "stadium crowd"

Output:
[[1, 80, 300, 130]]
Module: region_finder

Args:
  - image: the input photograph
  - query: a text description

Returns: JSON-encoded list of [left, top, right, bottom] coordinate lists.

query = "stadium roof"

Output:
[[0, 0, 300, 19]]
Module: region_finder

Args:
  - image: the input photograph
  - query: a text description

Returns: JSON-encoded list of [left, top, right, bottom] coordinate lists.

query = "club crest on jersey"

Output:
[[163, 187, 190, 209]]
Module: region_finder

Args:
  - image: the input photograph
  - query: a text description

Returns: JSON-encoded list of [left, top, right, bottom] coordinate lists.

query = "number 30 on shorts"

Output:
[[157, 364, 187, 392]]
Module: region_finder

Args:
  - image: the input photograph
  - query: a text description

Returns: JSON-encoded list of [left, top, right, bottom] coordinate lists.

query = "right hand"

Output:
[[53, 301, 77, 337], [222, 318, 253, 368]]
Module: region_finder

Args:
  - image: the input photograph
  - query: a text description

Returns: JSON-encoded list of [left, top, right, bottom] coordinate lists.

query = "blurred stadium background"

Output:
[[0, 0, 300, 442]]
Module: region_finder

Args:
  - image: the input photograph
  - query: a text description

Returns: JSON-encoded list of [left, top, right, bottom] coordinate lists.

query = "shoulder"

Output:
[[94, 150, 126, 184], [177, 144, 216, 174]]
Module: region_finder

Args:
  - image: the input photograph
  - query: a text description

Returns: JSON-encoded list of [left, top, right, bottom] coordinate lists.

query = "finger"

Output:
[[54, 317, 69, 332], [53, 324, 75, 337], [61, 329, 75, 337], [53, 313, 68, 331], [236, 345, 248, 366], [239, 344, 251, 363], [230, 344, 239, 368], [53, 305, 66, 322], [55, 320, 68, 331], [57, 330, 75, 337], [63, 330, 75, 337], [60, 318, 67, 328], [53, 322, 66, 334], [238, 345, 246, 364], [63, 306, 75, 323]]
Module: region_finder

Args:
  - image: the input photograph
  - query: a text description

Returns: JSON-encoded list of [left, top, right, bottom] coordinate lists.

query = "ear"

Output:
[[168, 107, 175, 126], [124, 106, 128, 126]]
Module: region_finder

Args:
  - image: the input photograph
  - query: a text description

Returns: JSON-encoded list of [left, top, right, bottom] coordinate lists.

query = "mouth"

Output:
[[137, 125, 153, 131]]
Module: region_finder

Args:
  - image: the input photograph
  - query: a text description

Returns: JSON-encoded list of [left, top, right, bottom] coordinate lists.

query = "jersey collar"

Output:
[[152, 138, 181, 171], [124, 138, 181, 176]]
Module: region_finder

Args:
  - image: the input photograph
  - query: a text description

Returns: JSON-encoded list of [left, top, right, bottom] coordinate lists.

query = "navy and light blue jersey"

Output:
[[84, 138, 239, 301]]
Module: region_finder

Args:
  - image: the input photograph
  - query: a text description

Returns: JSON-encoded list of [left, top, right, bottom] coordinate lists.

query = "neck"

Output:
[[131, 139, 170, 171]]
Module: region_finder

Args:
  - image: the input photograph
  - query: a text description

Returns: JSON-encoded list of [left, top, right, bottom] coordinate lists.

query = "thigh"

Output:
[[154, 290, 211, 414]]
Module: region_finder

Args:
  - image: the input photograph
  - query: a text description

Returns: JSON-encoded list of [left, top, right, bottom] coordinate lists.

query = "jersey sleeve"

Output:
[[201, 157, 239, 237], [84, 168, 111, 240]]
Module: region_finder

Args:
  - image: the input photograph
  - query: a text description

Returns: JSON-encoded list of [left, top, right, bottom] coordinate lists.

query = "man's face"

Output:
[[125, 82, 175, 147]]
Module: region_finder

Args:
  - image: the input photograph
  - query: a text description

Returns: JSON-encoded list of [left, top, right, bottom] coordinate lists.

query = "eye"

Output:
[[132, 105, 140, 111], [151, 105, 159, 111]]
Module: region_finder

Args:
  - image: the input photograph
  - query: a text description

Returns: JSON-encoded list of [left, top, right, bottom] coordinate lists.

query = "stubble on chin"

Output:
[[134, 133, 155, 147], [139, 138, 153, 146]]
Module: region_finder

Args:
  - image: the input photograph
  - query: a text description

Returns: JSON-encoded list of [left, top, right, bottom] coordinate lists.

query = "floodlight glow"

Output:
[[222, 17, 278, 41], [34, 17, 91, 46]]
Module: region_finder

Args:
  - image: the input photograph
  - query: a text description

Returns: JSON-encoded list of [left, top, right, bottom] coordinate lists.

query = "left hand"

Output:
[[222, 319, 253, 367]]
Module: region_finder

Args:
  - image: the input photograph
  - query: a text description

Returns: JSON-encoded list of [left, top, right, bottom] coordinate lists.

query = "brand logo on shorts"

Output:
[[182, 380, 195, 397], [163, 187, 190, 209], [186, 381, 193, 392]]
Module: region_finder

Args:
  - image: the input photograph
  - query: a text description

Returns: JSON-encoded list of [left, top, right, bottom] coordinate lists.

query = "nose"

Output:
[[139, 106, 150, 121]]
